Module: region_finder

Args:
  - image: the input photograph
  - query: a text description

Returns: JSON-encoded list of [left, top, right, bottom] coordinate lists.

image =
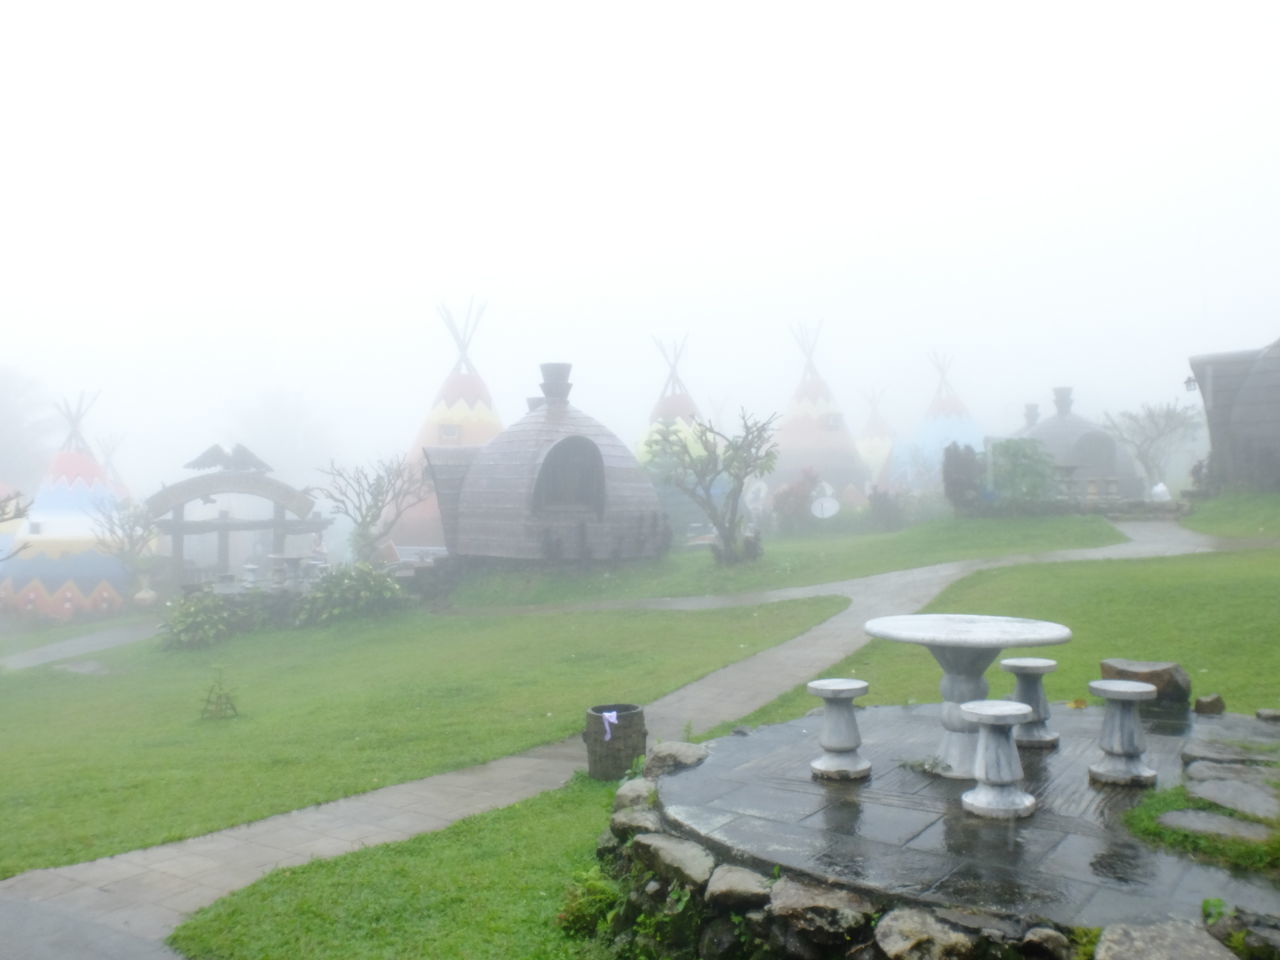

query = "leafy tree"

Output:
[[645, 410, 778, 565], [1, 492, 30, 562], [1103, 402, 1202, 487], [313, 456, 431, 564], [91, 498, 156, 587], [989, 438, 1056, 501]]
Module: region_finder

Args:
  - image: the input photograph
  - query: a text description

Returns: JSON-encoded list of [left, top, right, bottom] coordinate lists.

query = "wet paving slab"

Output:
[[657, 705, 1280, 926]]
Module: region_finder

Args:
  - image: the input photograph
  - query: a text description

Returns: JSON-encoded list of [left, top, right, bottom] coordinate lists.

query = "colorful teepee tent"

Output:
[[771, 324, 867, 507], [857, 390, 897, 492], [0, 396, 129, 619], [895, 354, 985, 490], [387, 302, 504, 555], [637, 337, 702, 459]]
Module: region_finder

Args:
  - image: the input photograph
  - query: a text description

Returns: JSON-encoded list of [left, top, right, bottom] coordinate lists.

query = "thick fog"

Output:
[[3, 3, 1277, 498]]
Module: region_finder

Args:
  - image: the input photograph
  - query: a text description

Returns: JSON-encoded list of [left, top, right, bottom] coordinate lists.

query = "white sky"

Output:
[[2, 1, 1278, 492]]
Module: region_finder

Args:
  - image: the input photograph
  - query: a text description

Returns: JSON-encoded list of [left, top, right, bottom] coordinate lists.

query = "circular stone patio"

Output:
[[656, 704, 1280, 927]]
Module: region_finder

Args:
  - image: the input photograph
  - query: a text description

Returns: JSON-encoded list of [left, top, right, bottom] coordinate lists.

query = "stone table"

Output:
[[864, 614, 1071, 778]]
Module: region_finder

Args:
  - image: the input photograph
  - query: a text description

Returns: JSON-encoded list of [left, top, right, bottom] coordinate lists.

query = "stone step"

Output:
[[1157, 809, 1272, 843]]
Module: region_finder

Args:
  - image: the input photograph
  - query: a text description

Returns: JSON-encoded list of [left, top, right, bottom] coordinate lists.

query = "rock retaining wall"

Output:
[[586, 742, 1273, 960]]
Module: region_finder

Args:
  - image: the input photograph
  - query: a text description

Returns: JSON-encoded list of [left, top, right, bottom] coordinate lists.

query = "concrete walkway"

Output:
[[0, 521, 1246, 958], [0, 619, 162, 672]]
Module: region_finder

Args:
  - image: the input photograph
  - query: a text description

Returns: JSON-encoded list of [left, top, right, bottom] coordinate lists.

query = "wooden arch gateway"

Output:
[[145, 471, 329, 584]]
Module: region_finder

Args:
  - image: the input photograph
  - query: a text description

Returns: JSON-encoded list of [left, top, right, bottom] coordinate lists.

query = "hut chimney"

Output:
[[1053, 387, 1073, 417], [1024, 404, 1040, 429], [526, 396, 546, 412], [540, 363, 573, 403]]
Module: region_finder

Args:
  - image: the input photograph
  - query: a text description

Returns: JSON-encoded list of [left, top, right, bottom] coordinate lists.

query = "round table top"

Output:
[[863, 614, 1072, 649]]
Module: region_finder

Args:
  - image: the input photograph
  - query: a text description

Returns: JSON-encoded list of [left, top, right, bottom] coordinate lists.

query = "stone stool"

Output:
[[807, 679, 871, 780], [1088, 679, 1158, 786], [1000, 657, 1059, 748], [959, 700, 1036, 818]]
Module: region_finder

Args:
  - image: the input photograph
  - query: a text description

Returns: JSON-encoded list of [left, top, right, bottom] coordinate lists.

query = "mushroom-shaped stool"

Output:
[[1001, 657, 1059, 748], [960, 700, 1036, 818], [807, 679, 871, 780], [1088, 679, 1158, 786]]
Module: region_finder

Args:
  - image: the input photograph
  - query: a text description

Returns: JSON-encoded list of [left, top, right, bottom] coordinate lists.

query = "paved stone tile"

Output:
[[294, 836, 362, 859], [240, 825, 331, 851], [97, 870, 200, 903], [803, 798, 941, 846], [156, 882, 226, 913], [1037, 833, 1190, 891], [905, 815, 1067, 865], [146, 853, 227, 879], [0, 870, 84, 901], [57, 859, 148, 887], [96, 901, 185, 940]]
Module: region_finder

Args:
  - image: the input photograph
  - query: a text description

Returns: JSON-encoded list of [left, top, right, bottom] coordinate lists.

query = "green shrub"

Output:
[[293, 563, 405, 627], [162, 590, 235, 649], [556, 864, 621, 938]]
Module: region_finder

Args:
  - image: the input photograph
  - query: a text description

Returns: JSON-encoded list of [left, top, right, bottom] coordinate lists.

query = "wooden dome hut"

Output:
[[771, 324, 867, 507], [389, 303, 504, 556], [1022, 387, 1144, 500], [425, 363, 667, 563], [1190, 337, 1280, 490]]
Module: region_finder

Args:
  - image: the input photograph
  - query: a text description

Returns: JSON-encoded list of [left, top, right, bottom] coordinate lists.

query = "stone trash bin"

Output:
[[583, 703, 647, 780]]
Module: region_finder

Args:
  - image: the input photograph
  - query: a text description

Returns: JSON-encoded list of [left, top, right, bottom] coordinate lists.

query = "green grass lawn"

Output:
[[170, 773, 616, 960], [166, 546, 1280, 959], [449, 515, 1125, 608], [1182, 491, 1280, 539], [708, 549, 1280, 736], [0, 610, 159, 659], [0, 596, 845, 878]]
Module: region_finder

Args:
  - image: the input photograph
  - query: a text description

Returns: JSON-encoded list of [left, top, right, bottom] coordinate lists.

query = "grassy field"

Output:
[[706, 549, 1280, 736], [449, 515, 1125, 607], [0, 596, 845, 878], [170, 774, 616, 960], [1182, 491, 1280, 539], [165, 544, 1280, 959]]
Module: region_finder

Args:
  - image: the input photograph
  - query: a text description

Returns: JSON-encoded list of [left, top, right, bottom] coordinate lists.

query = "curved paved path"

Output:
[[0, 521, 1251, 958]]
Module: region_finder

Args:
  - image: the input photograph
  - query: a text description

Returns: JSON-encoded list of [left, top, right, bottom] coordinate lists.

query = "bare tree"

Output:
[[1, 492, 30, 562], [314, 455, 431, 564], [1103, 402, 1202, 488], [646, 410, 778, 565], [91, 498, 157, 586]]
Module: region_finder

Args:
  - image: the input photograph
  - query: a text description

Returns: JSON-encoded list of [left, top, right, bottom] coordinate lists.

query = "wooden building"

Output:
[[1190, 338, 1280, 490]]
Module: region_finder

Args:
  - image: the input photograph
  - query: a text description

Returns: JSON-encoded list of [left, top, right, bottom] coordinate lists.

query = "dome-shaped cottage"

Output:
[[1024, 387, 1144, 500], [426, 364, 668, 562]]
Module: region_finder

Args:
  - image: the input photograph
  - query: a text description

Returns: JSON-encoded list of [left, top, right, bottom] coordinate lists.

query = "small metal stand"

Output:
[[807, 679, 871, 780], [960, 700, 1036, 818], [1088, 679, 1158, 786], [1001, 657, 1059, 748]]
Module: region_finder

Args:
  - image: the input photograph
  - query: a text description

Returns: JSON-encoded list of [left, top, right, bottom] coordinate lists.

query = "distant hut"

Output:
[[0, 397, 129, 619], [857, 390, 897, 492], [388, 303, 504, 557], [1022, 387, 1144, 500], [426, 363, 667, 562], [895, 354, 984, 491], [771, 324, 867, 507], [1190, 337, 1280, 489]]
